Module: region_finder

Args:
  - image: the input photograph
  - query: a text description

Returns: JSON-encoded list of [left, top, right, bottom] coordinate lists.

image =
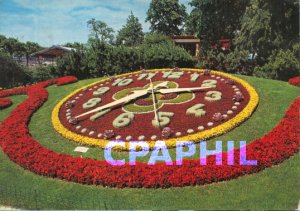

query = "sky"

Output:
[[0, 0, 192, 47]]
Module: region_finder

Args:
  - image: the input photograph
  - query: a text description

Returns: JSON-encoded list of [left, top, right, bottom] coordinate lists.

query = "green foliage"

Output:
[[0, 34, 41, 66], [110, 46, 143, 75], [0, 52, 30, 88], [234, 0, 299, 64], [0, 37, 21, 56], [146, 0, 187, 35], [116, 12, 144, 46], [187, 0, 249, 54], [202, 49, 227, 70], [26, 65, 56, 82], [224, 50, 254, 74], [87, 43, 114, 77], [253, 47, 300, 80], [142, 42, 195, 69], [54, 33, 195, 78], [56, 45, 91, 79], [143, 33, 172, 45], [24, 41, 42, 66], [87, 19, 114, 45]]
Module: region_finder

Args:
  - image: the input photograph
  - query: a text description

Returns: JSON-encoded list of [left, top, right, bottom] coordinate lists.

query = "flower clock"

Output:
[[52, 68, 258, 149], [0, 70, 299, 188]]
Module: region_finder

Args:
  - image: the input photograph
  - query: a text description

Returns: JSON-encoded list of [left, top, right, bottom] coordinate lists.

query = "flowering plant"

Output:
[[288, 76, 300, 87], [0, 98, 12, 109]]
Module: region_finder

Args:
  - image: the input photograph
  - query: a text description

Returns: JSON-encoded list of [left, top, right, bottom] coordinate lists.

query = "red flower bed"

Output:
[[0, 76, 299, 188], [56, 76, 78, 86], [288, 76, 300, 87], [0, 98, 13, 109]]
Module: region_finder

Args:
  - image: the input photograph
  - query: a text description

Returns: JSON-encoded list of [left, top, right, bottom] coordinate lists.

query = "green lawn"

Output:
[[0, 75, 299, 210]]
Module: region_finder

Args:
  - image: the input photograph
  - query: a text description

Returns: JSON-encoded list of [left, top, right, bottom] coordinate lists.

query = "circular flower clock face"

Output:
[[52, 68, 258, 149]]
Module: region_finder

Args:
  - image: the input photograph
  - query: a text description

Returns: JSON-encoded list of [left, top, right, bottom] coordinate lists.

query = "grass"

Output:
[[0, 75, 299, 209]]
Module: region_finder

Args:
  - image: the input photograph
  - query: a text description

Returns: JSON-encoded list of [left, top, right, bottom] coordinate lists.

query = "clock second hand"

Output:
[[149, 79, 160, 128]]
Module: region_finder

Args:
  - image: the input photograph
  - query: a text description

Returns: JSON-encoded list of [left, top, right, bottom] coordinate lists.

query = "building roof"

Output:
[[31, 45, 75, 57], [171, 35, 200, 44]]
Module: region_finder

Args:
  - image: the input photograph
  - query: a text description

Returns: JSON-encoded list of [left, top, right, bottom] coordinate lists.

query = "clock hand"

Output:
[[157, 87, 211, 94], [149, 79, 159, 127], [75, 89, 148, 119], [75, 81, 169, 119]]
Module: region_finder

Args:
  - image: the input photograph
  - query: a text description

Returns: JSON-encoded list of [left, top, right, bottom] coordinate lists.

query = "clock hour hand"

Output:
[[75, 81, 170, 119], [157, 87, 210, 94], [75, 89, 148, 118]]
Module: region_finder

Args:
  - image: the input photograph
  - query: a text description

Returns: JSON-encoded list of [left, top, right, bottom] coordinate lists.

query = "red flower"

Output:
[[288, 76, 300, 87], [0, 98, 12, 109]]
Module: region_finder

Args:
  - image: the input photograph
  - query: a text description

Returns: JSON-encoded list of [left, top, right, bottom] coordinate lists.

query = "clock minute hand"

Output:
[[149, 79, 159, 126], [157, 87, 210, 94]]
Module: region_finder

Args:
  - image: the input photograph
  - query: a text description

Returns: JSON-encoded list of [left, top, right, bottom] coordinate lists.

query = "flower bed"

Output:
[[288, 76, 300, 87], [52, 69, 258, 150], [0, 74, 299, 188], [0, 98, 13, 109]]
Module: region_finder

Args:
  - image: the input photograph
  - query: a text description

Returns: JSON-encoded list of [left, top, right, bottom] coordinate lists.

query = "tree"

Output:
[[234, 0, 299, 64], [0, 52, 29, 88], [146, 0, 187, 35], [187, 0, 249, 54], [87, 19, 114, 45], [24, 41, 41, 66], [116, 12, 144, 46], [0, 37, 20, 56], [87, 19, 115, 76], [56, 44, 91, 79]]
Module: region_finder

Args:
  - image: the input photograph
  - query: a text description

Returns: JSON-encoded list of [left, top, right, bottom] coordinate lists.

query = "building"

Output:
[[31, 45, 75, 65], [171, 35, 200, 57]]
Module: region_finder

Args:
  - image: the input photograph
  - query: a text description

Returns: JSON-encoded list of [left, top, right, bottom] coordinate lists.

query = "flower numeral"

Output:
[[201, 80, 217, 88], [93, 87, 110, 96], [112, 78, 133, 86], [82, 98, 101, 109], [152, 112, 174, 128], [190, 73, 200, 82], [205, 91, 222, 102], [137, 73, 157, 80], [113, 113, 134, 128], [186, 104, 206, 118], [162, 71, 184, 79], [90, 109, 111, 121]]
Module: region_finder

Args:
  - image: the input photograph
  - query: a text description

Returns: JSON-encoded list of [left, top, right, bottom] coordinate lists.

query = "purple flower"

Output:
[[69, 117, 78, 125], [203, 69, 211, 76], [226, 79, 235, 85], [233, 93, 244, 102], [104, 130, 115, 139], [161, 127, 173, 138], [65, 101, 75, 108], [212, 113, 224, 122]]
